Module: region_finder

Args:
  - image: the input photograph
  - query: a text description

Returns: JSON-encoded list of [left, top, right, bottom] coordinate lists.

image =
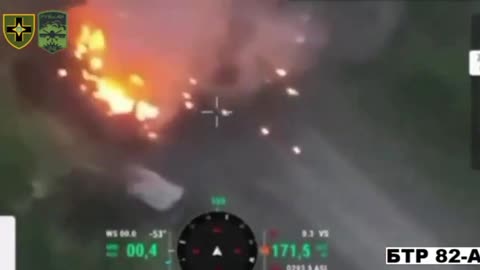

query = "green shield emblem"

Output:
[[3, 14, 35, 50], [37, 10, 68, 54]]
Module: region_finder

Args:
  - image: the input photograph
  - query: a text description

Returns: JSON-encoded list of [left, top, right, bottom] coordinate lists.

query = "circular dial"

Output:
[[177, 211, 258, 270]]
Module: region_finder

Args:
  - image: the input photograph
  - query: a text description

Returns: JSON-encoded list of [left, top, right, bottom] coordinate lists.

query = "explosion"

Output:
[[62, 24, 161, 139], [61, 0, 319, 153]]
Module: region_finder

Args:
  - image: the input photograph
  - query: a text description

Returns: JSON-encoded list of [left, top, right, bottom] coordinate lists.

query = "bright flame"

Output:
[[94, 79, 135, 114], [73, 25, 160, 132], [129, 74, 145, 87], [81, 25, 105, 50], [136, 101, 159, 120]]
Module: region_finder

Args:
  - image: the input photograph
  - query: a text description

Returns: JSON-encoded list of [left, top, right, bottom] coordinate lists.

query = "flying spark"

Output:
[[147, 131, 158, 140], [275, 68, 287, 77], [260, 126, 270, 136], [221, 109, 233, 117], [189, 77, 198, 85], [286, 87, 299, 96], [182, 92, 192, 100], [292, 145, 302, 155], [57, 69, 68, 78], [185, 101, 195, 110]]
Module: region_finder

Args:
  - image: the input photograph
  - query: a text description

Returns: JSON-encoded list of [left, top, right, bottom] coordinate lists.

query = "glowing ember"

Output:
[[184, 101, 194, 110], [292, 145, 302, 155], [286, 87, 299, 96], [189, 77, 198, 85], [221, 109, 233, 116], [182, 92, 192, 100], [79, 84, 87, 92], [73, 25, 160, 123], [147, 131, 158, 140], [260, 126, 270, 136], [74, 45, 87, 59], [275, 68, 287, 77], [57, 69, 68, 77]]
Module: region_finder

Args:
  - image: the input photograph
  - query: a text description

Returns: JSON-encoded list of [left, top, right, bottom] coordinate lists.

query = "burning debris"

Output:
[[74, 25, 159, 123], [10, 0, 325, 245], [13, 30, 164, 156], [50, 25, 162, 142], [14, 2, 311, 159], [61, 0, 327, 157]]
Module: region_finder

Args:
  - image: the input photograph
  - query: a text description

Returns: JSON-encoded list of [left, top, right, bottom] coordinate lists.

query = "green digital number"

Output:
[[126, 243, 158, 258], [272, 243, 279, 258], [211, 196, 227, 206], [272, 243, 312, 259], [301, 243, 311, 259], [148, 243, 158, 257], [126, 243, 144, 258]]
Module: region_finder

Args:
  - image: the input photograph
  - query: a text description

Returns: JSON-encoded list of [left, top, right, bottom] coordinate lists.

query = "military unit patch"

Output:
[[2, 10, 68, 52], [3, 14, 35, 49], [38, 10, 68, 53]]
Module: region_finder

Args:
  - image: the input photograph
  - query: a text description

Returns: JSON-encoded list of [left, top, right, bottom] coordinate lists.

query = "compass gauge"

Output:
[[177, 211, 258, 270]]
